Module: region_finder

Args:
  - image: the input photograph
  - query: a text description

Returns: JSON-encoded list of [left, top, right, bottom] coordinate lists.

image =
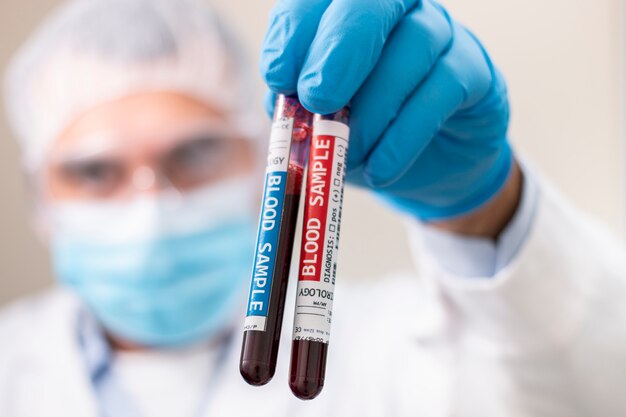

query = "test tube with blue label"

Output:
[[240, 95, 313, 385]]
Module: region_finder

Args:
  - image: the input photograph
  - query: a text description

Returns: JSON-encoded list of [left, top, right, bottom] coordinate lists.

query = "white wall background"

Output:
[[0, 0, 624, 306]]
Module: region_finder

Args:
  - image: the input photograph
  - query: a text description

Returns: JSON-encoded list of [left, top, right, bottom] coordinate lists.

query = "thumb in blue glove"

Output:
[[261, 0, 512, 221]]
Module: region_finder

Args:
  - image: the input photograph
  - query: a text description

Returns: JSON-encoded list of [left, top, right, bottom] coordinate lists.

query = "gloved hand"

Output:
[[260, 0, 512, 220]]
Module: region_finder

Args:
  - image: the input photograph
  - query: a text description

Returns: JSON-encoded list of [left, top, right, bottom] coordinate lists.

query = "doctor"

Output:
[[1, 0, 625, 416]]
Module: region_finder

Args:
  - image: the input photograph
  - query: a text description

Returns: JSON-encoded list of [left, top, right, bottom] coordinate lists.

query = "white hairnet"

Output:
[[4, 0, 263, 171]]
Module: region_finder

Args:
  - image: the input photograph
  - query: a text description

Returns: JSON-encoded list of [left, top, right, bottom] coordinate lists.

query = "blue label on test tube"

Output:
[[246, 171, 287, 320], [243, 113, 297, 332]]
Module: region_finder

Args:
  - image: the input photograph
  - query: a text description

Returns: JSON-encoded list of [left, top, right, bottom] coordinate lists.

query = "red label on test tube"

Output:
[[290, 109, 350, 400]]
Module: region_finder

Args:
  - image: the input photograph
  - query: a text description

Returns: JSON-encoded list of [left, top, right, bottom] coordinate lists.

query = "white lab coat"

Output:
[[1, 181, 626, 417]]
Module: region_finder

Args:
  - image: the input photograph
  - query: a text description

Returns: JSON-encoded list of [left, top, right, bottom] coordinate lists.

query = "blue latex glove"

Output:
[[260, 0, 512, 220]]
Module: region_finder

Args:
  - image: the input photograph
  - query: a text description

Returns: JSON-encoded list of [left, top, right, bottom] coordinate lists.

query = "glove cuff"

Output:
[[383, 144, 514, 221]]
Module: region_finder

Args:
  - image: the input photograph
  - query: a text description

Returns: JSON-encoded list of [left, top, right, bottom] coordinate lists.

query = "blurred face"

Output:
[[43, 92, 255, 202], [43, 92, 260, 349]]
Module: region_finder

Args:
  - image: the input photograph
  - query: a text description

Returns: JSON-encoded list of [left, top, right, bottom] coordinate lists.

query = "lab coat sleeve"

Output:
[[410, 172, 626, 415], [416, 166, 538, 278]]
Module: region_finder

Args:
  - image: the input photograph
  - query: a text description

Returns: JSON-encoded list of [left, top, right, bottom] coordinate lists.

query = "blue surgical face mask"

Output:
[[49, 177, 257, 347]]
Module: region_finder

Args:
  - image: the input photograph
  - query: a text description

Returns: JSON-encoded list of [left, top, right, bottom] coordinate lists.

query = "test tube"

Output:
[[289, 108, 351, 400], [240, 95, 313, 386]]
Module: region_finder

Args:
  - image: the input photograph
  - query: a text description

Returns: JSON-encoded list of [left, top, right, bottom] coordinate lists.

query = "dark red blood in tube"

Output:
[[290, 108, 350, 400], [240, 95, 312, 385], [289, 339, 328, 399]]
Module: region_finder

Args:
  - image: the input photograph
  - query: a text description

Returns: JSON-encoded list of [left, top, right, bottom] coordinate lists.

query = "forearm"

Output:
[[428, 160, 523, 239]]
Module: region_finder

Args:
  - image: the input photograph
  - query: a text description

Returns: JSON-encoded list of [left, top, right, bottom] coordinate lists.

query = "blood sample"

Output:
[[240, 95, 312, 386], [289, 107, 350, 400]]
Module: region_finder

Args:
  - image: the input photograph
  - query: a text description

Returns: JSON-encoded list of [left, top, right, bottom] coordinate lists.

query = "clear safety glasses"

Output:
[[44, 121, 253, 201]]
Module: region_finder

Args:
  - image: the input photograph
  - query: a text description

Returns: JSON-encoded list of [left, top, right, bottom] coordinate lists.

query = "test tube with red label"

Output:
[[240, 95, 312, 385], [289, 108, 350, 400]]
